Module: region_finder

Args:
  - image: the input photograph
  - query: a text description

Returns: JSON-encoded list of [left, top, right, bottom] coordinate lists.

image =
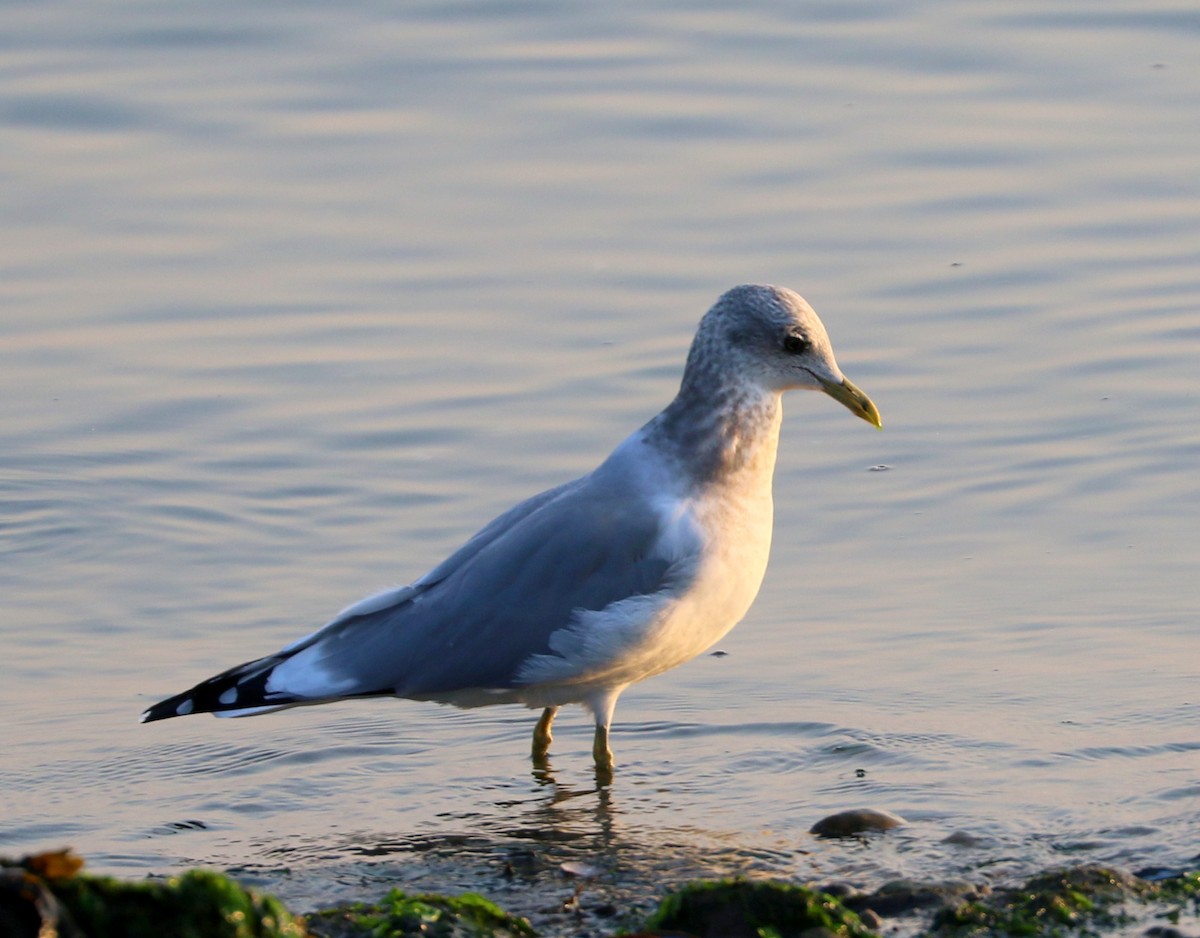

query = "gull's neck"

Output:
[[644, 369, 783, 491]]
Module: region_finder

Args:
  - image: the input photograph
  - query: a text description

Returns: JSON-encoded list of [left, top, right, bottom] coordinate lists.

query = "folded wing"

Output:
[[141, 471, 697, 722]]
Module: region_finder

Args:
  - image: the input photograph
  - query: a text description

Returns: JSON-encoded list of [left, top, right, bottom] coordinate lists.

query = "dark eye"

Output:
[[783, 334, 810, 354]]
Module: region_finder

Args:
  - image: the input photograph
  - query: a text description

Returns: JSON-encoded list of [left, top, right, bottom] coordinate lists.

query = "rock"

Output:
[[1, 850, 304, 938], [846, 879, 982, 917], [810, 809, 905, 838], [815, 881, 864, 901], [0, 867, 77, 938], [931, 865, 1154, 936], [52, 868, 306, 937], [644, 877, 878, 938], [559, 860, 603, 879], [941, 830, 988, 848], [306, 888, 536, 938]]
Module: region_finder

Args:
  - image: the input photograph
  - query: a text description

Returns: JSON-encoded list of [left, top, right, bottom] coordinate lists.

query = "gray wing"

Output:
[[142, 467, 692, 721], [308, 472, 684, 696]]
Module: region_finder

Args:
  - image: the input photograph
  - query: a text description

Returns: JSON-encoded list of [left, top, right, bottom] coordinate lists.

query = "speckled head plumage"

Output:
[[682, 284, 871, 402], [650, 284, 881, 483]]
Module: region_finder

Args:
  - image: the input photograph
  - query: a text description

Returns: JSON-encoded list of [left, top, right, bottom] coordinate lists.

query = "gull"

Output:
[[141, 284, 881, 776]]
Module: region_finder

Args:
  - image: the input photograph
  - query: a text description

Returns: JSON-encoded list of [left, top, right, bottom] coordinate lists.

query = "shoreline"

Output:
[[6, 847, 1197, 938]]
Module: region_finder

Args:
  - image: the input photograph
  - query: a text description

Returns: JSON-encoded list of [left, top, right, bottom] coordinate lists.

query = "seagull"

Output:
[[141, 284, 881, 776]]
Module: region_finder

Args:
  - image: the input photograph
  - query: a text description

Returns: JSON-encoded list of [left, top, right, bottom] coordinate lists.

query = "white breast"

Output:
[[646, 477, 774, 673], [515, 479, 773, 696]]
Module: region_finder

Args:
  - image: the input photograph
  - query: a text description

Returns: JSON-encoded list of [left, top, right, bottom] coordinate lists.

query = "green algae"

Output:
[[305, 888, 537, 938], [9, 848, 1200, 938], [51, 868, 306, 938], [644, 877, 879, 938], [931, 866, 1147, 937], [642, 866, 1200, 938], [1143, 870, 1200, 931]]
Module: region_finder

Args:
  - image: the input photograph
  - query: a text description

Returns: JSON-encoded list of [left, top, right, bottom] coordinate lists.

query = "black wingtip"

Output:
[[139, 653, 284, 724], [139, 650, 392, 725], [140, 690, 197, 723]]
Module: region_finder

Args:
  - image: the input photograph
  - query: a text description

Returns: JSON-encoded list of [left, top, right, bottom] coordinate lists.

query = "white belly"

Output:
[[633, 483, 774, 678]]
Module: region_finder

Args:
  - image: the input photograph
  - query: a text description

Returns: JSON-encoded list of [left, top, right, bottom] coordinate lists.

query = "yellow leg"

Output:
[[592, 724, 614, 774], [532, 707, 557, 759]]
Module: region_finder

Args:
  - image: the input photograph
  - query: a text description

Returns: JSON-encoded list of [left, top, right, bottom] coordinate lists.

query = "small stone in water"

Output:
[[560, 860, 602, 879], [810, 808, 905, 837], [818, 881, 864, 900]]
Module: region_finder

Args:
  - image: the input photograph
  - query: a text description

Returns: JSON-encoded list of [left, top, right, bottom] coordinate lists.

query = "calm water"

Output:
[[2, 0, 1198, 928]]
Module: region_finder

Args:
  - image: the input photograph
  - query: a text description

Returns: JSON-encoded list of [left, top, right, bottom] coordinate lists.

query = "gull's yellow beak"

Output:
[[820, 375, 882, 429]]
